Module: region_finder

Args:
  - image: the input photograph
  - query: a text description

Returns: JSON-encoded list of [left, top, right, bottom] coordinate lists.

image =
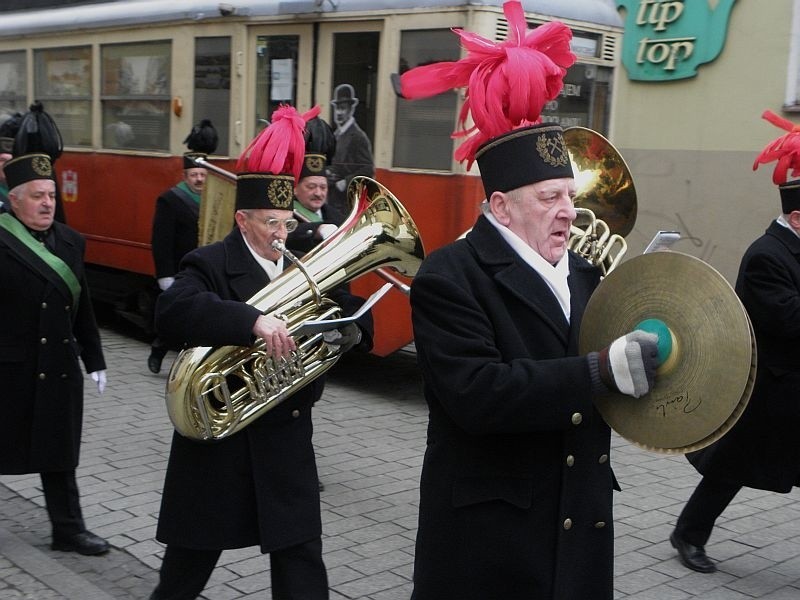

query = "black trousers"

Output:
[[151, 537, 329, 600], [41, 470, 86, 538], [674, 476, 742, 547]]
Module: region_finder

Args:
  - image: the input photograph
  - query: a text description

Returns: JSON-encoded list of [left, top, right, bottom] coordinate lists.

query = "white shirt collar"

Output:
[[241, 233, 284, 280], [777, 214, 800, 239], [335, 117, 355, 136], [483, 205, 572, 320]]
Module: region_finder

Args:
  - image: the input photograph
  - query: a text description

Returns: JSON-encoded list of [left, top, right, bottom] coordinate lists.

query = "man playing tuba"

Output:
[[149, 105, 373, 600]]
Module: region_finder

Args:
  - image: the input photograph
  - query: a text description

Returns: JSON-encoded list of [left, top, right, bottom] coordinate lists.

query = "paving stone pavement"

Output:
[[2, 324, 800, 599]]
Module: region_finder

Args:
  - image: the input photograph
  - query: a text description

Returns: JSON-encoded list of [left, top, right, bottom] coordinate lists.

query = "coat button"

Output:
[[291, 409, 300, 418], [565, 455, 575, 467], [40, 338, 47, 344], [571, 413, 582, 425], [598, 454, 608, 464], [63, 338, 69, 344], [41, 302, 48, 309], [61, 373, 68, 379], [65, 305, 70, 311], [563, 518, 573, 530], [594, 521, 606, 528], [38, 373, 46, 380]]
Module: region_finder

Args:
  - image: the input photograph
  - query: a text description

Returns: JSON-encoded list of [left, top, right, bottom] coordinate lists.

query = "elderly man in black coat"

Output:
[[670, 116, 800, 573], [149, 106, 372, 600], [0, 153, 108, 555], [148, 119, 218, 374], [397, 4, 660, 598]]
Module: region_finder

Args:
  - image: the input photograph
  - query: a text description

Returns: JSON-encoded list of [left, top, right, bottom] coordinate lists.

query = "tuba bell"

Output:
[[564, 126, 637, 275], [165, 176, 425, 441]]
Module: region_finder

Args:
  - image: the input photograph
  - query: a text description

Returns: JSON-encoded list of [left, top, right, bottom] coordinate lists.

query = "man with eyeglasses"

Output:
[[149, 106, 373, 600]]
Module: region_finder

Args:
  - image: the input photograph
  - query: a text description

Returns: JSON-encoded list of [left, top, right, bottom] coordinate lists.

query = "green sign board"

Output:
[[616, 0, 738, 81]]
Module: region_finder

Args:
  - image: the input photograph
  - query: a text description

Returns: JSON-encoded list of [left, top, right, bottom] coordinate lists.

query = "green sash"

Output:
[[293, 200, 321, 222], [0, 212, 81, 306]]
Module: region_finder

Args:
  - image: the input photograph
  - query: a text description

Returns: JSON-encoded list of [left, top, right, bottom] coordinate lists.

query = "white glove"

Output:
[[317, 223, 337, 239], [90, 370, 107, 394], [322, 323, 363, 353], [335, 179, 347, 192], [157, 277, 175, 291], [599, 330, 658, 398]]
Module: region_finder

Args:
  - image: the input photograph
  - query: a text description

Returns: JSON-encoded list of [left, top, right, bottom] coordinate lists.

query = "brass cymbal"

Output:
[[579, 251, 756, 454], [564, 127, 637, 237]]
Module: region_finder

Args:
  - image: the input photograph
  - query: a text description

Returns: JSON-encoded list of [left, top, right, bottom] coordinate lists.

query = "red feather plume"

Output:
[[397, 1, 575, 168], [753, 110, 800, 185], [236, 105, 321, 181]]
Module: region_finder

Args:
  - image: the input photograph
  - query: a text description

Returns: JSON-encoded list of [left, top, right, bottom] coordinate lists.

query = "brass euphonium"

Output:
[[165, 176, 425, 441], [564, 127, 637, 275]]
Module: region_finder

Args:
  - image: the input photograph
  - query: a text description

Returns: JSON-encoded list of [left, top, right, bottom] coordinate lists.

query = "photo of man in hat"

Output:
[[327, 83, 374, 214]]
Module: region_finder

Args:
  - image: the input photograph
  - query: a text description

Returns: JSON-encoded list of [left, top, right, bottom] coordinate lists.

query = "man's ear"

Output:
[[789, 210, 800, 231], [489, 191, 512, 226]]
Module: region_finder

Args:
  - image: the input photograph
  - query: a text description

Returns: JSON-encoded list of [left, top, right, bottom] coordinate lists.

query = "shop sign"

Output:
[[616, 0, 737, 81]]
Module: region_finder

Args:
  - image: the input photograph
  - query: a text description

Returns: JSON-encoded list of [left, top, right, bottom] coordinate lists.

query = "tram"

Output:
[[0, 0, 623, 355]]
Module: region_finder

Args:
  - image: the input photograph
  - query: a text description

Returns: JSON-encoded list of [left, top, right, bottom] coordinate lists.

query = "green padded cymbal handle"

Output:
[[635, 318, 672, 366]]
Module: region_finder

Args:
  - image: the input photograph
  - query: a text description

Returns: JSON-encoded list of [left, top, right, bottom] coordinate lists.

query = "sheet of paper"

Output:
[[294, 282, 394, 337], [644, 231, 681, 254]]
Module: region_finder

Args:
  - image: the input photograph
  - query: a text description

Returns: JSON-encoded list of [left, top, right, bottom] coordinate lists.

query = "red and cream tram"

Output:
[[0, 0, 623, 355]]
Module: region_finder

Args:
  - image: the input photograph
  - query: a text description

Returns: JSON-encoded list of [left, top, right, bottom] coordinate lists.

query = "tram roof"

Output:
[[0, 0, 622, 39]]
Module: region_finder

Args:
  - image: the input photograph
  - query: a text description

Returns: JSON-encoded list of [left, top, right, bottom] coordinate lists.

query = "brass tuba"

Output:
[[165, 176, 424, 441], [564, 127, 637, 275]]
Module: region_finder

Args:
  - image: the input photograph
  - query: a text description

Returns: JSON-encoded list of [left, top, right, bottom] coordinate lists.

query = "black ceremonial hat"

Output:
[[475, 123, 574, 198], [183, 119, 218, 169], [4, 153, 55, 190], [300, 117, 336, 179], [235, 105, 319, 211], [0, 112, 23, 154], [779, 180, 800, 213]]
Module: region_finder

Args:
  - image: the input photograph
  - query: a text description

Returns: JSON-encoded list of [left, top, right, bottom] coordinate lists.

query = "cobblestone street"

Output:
[[2, 325, 800, 599]]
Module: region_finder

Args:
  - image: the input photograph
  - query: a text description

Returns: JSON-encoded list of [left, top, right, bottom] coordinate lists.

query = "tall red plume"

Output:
[[236, 105, 321, 181], [396, 1, 575, 168], [753, 110, 800, 185]]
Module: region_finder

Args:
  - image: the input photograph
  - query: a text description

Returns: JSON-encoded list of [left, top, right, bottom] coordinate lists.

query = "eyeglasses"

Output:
[[260, 217, 299, 232]]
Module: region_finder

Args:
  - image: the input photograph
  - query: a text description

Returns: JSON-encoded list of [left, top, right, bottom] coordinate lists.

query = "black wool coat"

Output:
[[688, 221, 800, 492], [154, 227, 372, 552], [409, 215, 615, 600], [151, 185, 199, 279], [0, 220, 105, 474]]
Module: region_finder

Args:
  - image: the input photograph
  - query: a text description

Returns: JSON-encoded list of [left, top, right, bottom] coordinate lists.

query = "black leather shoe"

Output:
[[670, 531, 716, 573], [148, 351, 163, 374], [52, 531, 110, 556]]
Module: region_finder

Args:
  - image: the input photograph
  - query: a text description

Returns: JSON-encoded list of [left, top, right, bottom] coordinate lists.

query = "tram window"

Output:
[[101, 41, 171, 151], [255, 35, 299, 131], [34, 46, 92, 147], [540, 63, 613, 134], [393, 30, 460, 171], [194, 37, 231, 156], [0, 51, 27, 118]]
